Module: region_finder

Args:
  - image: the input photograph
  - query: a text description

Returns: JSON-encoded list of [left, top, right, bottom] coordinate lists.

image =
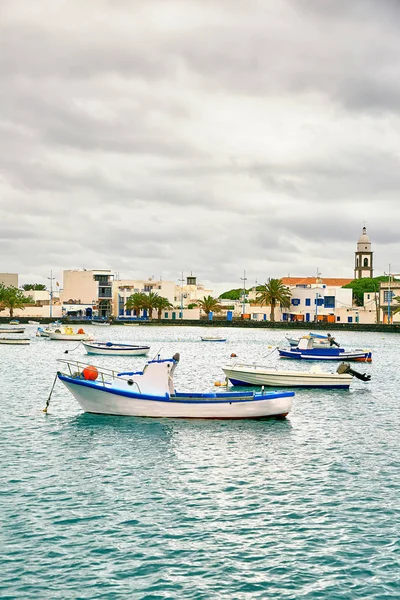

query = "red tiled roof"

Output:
[[280, 277, 353, 287]]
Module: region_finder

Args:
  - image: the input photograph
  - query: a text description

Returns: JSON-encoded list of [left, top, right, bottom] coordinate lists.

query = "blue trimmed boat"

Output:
[[279, 337, 372, 362], [55, 354, 294, 419], [82, 341, 150, 356]]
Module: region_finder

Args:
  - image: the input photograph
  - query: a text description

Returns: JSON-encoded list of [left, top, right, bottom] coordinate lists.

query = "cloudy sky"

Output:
[[1, 0, 399, 294]]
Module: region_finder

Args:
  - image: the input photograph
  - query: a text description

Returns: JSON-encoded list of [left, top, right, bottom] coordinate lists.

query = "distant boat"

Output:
[[82, 341, 150, 356], [0, 337, 30, 345], [0, 327, 25, 334], [123, 322, 140, 326], [279, 337, 372, 362], [48, 327, 92, 341], [28, 320, 40, 325], [201, 336, 227, 342], [9, 320, 19, 325]]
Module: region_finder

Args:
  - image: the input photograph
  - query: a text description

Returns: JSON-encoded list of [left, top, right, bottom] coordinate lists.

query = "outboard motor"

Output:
[[337, 362, 371, 382]]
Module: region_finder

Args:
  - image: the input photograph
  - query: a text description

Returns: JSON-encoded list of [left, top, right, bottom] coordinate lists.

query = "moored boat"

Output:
[[28, 320, 40, 325], [278, 337, 372, 362], [54, 354, 294, 419], [82, 341, 150, 356], [0, 337, 30, 345], [222, 362, 371, 389], [48, 327, 92, 341], [201, 336, 227, 342], [0, 327, 25, 334], [9, 320, 20, 325]]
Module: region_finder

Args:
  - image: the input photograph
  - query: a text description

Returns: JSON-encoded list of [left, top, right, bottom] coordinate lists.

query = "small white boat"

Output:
[[286, 333, 330, 348], [48, 327, 92, 341], [222, 362, 371, 389], [82, 341, 150, 356], [201, 336, 227, 342], [28, 320, 40, 325], [54, 354, 294, 419], [94, 322, 111, 326], [0, 327, 25, 334], [0, 337, 30, 345]]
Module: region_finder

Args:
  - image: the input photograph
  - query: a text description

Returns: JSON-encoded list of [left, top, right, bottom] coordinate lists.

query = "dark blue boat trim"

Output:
[[228, 377, 349, 389], [58, 374, 294, 404]]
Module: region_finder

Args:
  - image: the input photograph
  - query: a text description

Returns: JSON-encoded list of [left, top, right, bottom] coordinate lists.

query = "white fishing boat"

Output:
[[0, 327, 25, 334], [0, 337, 30, 345], [201, 336, 227, 342], [48, 327, 92, 341], [286, 333, 330, 348], [222, 362, 371, 389], [28, 320, 40, 325], [82, 341, 150, 356], [53, 354, 294, 419]]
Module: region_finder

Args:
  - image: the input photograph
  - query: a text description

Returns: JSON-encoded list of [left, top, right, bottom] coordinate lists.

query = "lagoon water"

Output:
[[1, 325, 399, 599]]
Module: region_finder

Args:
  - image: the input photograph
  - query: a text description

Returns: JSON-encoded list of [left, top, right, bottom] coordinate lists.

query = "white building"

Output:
[[61, 269, 113, 318]]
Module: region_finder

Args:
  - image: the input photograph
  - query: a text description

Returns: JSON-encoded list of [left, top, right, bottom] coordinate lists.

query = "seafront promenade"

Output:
[[1, 315, 399, 333]]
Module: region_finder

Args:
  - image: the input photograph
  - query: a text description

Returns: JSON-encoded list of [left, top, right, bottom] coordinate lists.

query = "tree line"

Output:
[[0, 285, 33, 318]]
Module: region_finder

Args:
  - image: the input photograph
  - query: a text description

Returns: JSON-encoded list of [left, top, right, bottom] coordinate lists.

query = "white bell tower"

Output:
[[354, 227, 373, 279]]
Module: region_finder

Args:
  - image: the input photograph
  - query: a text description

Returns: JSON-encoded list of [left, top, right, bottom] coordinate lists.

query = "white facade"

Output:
[[61, 269, 113, 318], [0, 273, 18, 287], [114, 278, 176, 318]]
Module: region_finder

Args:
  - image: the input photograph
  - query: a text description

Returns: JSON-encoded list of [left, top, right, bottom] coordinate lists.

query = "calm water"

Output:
[[1, 325, 399, 599]]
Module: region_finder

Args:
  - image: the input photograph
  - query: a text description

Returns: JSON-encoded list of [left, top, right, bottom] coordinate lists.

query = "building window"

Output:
[[164, 312, 168, 319], [363, 258, 368, 267], [356, 257, 359, 267], [291, 298, 300, 306], [384, 291, 395, 302], [305, 298, 311, 306], [336, 316, 341, 322], [324, 296, 335, 309], [314, 297, 324, 306]]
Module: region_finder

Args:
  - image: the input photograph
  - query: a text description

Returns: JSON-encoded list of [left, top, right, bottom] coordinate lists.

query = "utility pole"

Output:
[[47, 270, 55, 319], [179, 271, 184, 320], [240, 270, 247, 316]]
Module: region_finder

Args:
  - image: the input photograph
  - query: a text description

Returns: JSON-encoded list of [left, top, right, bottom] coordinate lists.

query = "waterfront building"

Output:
[[0, 273, 18, 287], [379, 279, 400, 324], [174, 274, 214, 309], [114, 278, 175, 318], [354, 226, 373, 279], [61, 269, 113, 319]]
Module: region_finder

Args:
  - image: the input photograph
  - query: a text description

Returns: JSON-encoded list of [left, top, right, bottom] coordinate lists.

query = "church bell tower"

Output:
[[354, 226, 373, 279]]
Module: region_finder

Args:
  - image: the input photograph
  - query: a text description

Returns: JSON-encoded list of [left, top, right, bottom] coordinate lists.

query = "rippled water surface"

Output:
[[1, 325, 399, 599]]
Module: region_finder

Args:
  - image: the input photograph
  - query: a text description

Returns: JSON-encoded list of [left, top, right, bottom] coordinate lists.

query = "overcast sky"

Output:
[[1, 0, 399, 294]]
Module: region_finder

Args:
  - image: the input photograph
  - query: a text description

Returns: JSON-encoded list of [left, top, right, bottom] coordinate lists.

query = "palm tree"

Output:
[[141, 292, 160, 320], [125, 292, 147, 318], [256, 278, 291, 322], [153, 295, 173, 319], [390, 296, 400, 319], [0, 285, 33, 318], [197, 295, 223, 316]]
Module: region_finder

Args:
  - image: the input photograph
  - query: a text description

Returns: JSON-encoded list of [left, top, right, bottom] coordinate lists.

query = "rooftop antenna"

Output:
[[179, 271, 185, 320]]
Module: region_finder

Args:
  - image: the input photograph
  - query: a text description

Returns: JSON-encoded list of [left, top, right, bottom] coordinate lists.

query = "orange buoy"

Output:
[[230, 353, 237, 358], [77, 328, 85, 334], [83, 365, 98, 381]]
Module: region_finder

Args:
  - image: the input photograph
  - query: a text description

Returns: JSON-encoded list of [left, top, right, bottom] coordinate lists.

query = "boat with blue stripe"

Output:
[[54, 353, 294, 419], [278, 336, 372, 362]]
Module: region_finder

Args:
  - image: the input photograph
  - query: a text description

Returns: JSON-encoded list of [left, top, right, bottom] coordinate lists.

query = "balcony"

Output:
[[98, 288, 112, 299]]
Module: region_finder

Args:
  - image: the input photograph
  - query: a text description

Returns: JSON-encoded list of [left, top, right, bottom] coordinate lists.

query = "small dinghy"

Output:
[[0, 327, 25, 334], [0, 337, 30, 345], [53, 353, 294, 419], [222, 362, 371, 389], [82, 341, 150, 356], [201, 336, 227, 342], [278, 337, 372, 362], [28, 320, 40, 325]]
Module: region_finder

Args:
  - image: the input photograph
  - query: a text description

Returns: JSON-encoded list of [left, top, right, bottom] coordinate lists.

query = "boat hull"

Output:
[[0, 338, 30, 345], [82, 342, 150, 356], [278, 349, 372, 362], [201, 338, 227, 342], [0, 328, 25, 334], [49, 333, 92, 341], [59, 376, 293, 419], [223, 367, 352, 389]]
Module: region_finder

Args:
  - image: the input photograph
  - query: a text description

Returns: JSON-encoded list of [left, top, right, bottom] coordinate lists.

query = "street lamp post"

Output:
[[47, 270, 55, 319], [240, 270, 247, 316], [179, 271, 184, 320]]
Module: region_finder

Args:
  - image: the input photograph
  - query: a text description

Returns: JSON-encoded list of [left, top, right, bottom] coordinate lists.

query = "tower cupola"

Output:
[[354, 227, 373, 279]]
